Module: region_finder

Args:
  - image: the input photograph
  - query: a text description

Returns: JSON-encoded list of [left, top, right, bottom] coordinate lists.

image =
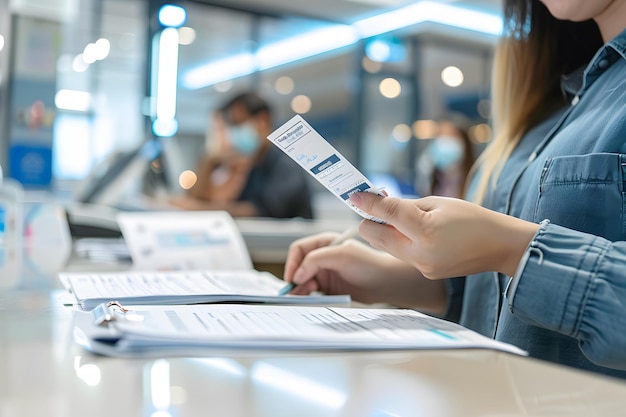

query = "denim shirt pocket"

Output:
[[534, 153, 626, 241]]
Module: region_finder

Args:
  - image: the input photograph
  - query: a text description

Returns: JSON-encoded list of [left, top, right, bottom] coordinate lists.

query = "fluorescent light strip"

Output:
[[154, 27, 181, 136], [256, 25, 359, 70], [183, 25, 358, 89], [182, 1, 502, 89], [156, 27, 180, 120], [421, 1, 502, 36], [182, 26, 357, 89], [184, 53, 256, 89], [354, 1, 501, 38]]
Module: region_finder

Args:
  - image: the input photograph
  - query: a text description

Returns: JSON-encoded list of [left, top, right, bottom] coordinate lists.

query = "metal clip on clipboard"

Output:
[[91, 301, 129, 327]]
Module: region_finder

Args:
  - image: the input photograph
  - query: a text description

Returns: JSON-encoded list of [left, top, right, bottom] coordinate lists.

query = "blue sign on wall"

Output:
[[7, 17, 60, 189], [9, 144, 53, 186]]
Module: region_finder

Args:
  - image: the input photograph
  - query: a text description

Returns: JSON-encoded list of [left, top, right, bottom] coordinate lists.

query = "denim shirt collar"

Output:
[[561, 26, 626, 100]]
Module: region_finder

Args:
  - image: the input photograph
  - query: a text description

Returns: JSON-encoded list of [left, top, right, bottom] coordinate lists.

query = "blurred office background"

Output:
[[0, 0, 501, 218]]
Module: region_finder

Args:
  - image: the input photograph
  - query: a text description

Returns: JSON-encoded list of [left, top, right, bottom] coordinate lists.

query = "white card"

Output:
[[267, 114, 386, 223]]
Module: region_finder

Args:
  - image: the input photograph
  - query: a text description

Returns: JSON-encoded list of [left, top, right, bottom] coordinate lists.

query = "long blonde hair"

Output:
[[470, 0, 603, 204]]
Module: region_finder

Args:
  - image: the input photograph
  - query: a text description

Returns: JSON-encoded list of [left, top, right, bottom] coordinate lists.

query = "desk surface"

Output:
[[3, 224, 626, 417], [2, 285, 626, 417]]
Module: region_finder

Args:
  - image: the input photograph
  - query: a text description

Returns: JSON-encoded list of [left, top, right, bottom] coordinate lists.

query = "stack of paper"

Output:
[[74, 303, 528, 357]]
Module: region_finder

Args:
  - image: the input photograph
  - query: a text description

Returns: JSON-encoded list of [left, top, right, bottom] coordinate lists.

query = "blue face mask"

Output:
[[227, 123, 260, 155], [428, 136, 464, 169]]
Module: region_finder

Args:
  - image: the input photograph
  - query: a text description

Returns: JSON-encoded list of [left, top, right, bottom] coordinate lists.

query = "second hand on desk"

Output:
[[277, 226, 358, 296]]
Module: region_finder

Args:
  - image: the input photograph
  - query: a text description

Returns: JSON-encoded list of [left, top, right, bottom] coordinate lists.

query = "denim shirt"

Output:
[[452, 27, 626, 378]]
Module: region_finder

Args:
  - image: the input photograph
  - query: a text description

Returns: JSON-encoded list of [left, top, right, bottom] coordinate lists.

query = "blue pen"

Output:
[[277, 226, 358, 296], [277, 282, 296, 296]]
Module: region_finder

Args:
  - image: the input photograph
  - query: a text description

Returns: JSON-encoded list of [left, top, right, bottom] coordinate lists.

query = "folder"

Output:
[[73, 302, 528, 357], [60, 269, 351, 310]]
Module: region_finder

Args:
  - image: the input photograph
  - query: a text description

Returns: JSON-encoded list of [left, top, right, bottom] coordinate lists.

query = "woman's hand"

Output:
[[283, 232, 447, 311], [349, 193, 540, 278]]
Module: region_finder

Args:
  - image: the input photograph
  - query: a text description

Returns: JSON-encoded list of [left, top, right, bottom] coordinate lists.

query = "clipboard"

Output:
[[73, 301, 528, 358]]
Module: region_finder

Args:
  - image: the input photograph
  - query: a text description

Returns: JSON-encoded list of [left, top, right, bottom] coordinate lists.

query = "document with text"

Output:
[[73, 303, 527, 357], [267, 114, 386, 223], [60, 269, 351, 311], [117, 210, 253, 271]]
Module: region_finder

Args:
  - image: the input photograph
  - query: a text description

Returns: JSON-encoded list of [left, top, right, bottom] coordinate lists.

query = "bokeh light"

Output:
[[291, 95, 312, 114], [179, 170, 198, 189], [469, 123, 492, 143], [158, 4, 187, 28], [379, 77, 401, 99], [412, 119, 439, 139], [362, 56, 382, 73], [441, 66, 464, 87], [178, 27, 196, 45], [392, 124, 412, 142], [274, 76, 294, 95]]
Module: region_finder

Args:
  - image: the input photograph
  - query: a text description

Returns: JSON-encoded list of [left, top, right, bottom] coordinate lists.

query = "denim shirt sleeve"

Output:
[[506, 221, 626, 370]]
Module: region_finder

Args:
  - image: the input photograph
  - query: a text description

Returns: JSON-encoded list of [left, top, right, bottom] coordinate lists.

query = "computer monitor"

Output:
[[77, 138, 164, 207], [66, 138, 167, 238]]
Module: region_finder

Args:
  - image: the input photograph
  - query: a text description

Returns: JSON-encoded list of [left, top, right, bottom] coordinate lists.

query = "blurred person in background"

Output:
[[169, 92, 314, 219], [414, 116, 475, 198]]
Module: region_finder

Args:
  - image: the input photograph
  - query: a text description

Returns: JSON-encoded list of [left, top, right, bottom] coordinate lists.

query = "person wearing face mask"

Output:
[[415, 117, 475, 198], [170, 92, 314, 219]]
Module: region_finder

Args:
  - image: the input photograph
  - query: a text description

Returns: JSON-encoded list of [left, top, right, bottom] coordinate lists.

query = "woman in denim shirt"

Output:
[[284, 0, 626, 378]]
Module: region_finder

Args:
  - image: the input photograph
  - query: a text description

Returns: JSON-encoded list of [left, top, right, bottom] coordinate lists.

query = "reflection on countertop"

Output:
[[1, 288, 626, 417]]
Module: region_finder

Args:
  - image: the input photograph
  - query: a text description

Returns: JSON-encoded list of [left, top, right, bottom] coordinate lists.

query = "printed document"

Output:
[[116, 210, 252, 271]]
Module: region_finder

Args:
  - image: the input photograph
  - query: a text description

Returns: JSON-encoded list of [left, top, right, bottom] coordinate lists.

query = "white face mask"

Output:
[[227, 123, 260, 155], [428, 136, 464, 169]]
